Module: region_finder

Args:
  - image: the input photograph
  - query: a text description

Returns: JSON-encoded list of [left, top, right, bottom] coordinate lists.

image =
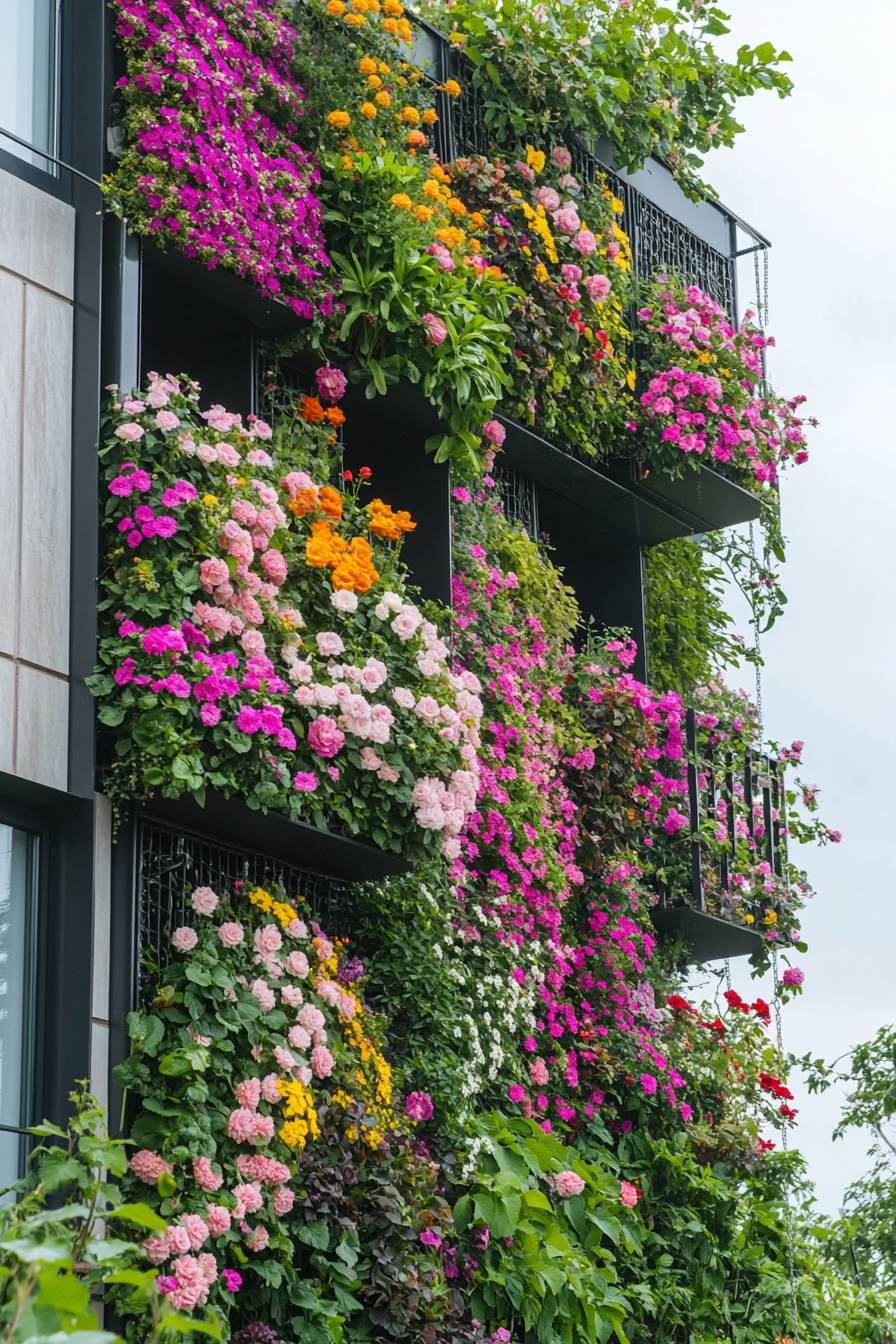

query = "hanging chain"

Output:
[[724, 958, 731, 992], [772, 949, 802, 1342], [748, 521, 764, 735]]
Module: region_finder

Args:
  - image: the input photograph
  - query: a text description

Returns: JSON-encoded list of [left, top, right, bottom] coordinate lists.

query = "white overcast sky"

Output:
[[695, 0, 896, 1214]]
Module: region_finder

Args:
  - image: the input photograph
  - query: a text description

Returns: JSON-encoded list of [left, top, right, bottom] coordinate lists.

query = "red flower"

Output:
[[751, 998, 771, 1025], [359, 466, 372, 479], [342, 470, 353, 482]]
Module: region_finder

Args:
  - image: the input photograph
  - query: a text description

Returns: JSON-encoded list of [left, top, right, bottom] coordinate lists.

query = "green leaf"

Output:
[[106, 1202, 168, 1233]]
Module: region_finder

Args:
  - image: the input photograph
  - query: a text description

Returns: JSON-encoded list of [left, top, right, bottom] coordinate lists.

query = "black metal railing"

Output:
[[655, 709, 787, 924], [136, 819, 354, 997], [493, 461, 539, 539]]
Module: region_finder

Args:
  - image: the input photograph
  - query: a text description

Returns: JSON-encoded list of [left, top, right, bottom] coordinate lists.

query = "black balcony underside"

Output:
[[499, 415, 761, 543], [142, 239, 305, 336], [143, 789, 412, 883], [650, 906, 763, 961]]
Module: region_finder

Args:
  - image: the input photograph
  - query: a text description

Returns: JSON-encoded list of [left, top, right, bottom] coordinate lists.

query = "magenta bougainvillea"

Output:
[[108, 0, 333, 318]]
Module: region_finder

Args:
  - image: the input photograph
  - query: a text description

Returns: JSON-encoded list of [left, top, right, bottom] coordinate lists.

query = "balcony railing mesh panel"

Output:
[[136, 819, 353, 998], [632, 194, 736, 315], [256, 353, 313, 429], [493, 462, 539, 539]]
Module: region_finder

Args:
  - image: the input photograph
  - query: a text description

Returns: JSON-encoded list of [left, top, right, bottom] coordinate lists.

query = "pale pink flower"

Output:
[[166, 1224, 192, 1255], [573, 228, 597, 256], [585, 273, 611, 302], [481, 419, 506, 447], [227, 1108, 259, 1144], [142, 1233, 170, 1264], [258, 1075, 280, 1106], [274, 1045, 296, 1072], [392, 687, 416, 710], [254, 925, 283, 957], [115, 422, 144, 441], [217, 922, 244, 947], [171, 926, 198, 952], [233, 1182, 264, 1216], [310, 1045, 335, 1078], [250, 979, 276, 1012], [206, 1204, 232, 1237], [339, 994, 357, 1020], [281, 984, 304, 1008], [551, 146, 572, 169], [286, 917, 307, 938], [316, 979, 342, 1007], [553, 205, 581, 235], [285, 951, 310, 978], [273, 1186, 295, 1216], [192, 1156, 223, 1192], [316, 631, 345, 657], [244, 1225, 270, 1253], [178, 1214, 210, 1250], [130, 1149, 173, 1184], [554, 1170, 586, 1198], [297, 1004, 325, 1033], [288, 1024, 312, 1051], [534, 186, 560, 212], [235, 1078, 261, 1110], [191, 886, 219, 916]]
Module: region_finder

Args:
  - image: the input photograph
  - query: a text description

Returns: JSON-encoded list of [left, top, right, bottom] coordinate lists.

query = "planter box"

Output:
[[650, 906, 763, 962], [604, 457, 762, 535], [144, 789, 413, 883]]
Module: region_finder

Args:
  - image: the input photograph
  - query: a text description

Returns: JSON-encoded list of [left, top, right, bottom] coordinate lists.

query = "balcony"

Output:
[[649, 709, 787, 962]]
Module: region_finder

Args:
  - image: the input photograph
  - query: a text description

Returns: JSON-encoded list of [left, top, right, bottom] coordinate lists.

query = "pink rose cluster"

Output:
[[111, 0, 333, 319], [638, 282, 812, 481], [100, 377, 482, 853]]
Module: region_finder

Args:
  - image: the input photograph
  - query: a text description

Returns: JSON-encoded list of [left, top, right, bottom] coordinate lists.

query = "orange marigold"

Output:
[[318, 485, 344, 521], [368, 498, 416, 541], [375, 90, 392, 108], [327, 0, 346, 12], [422, 178, 441, 200], [442, 79, 461, 97], [407, 130, 427, 148], [361, 102, 377, 119], [327, 110, 351, 129], [358, 56, 377, 74], [300, 395, 326, 424], [306, 518, 348, 568], [366, 74, 383, 88], [383, 16, 397, 32], [325, 406, 346, 427], [414, 204, 433, 223], [390, 192, 412, 210], [422, 108, 438, 125], [288, 487, 318, 518], [399, 105, 420, 125], [344, 12, 365, 26], [445, 196, 467, 216], [383, 0, 403, 12], [331, 538, 379, 593]]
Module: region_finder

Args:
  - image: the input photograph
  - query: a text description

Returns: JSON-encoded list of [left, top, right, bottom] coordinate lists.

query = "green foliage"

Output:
[[644, 537, 741, 695], [416, 0, 793, 189], [453, 1115, 635, 1344], [0, 1086, 210, 1344]]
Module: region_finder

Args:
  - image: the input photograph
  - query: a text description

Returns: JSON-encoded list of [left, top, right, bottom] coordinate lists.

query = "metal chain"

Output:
[[748, 521, 764, 736], [724, 958, 731, 992]]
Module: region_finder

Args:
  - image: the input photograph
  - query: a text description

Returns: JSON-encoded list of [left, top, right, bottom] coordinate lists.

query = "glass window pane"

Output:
[[0, 825, 37, 1189], [0, 0, 58, 169]]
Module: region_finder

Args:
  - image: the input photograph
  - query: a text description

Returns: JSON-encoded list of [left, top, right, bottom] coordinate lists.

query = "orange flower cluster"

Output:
[[367, 497, 416, 541], [300, 395, 345, 429], [305, 519, 380, 593]]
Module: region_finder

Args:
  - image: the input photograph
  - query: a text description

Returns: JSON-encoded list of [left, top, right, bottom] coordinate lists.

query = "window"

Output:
[[0, 825, 38, 1189], [0, 0, 59, 170]]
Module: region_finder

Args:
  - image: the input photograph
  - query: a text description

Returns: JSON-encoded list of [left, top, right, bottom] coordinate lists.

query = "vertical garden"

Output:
[[2, 2, 891, 1343]]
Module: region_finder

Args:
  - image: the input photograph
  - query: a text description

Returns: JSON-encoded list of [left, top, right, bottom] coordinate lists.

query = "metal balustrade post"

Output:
[[685, 708, 704, 911]]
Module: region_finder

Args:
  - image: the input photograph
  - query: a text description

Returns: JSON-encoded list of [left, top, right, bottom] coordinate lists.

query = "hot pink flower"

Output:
[[308, 716, 345, 759], [481, 420, 506, 447]]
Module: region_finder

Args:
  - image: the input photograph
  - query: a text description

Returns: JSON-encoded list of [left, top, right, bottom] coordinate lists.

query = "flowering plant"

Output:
[[632, 277, 815, 492], [449, 148, 635, 455], [90, 372, 481, 857], [107, 0, 333, 319], [113, 881, 462, 1337]]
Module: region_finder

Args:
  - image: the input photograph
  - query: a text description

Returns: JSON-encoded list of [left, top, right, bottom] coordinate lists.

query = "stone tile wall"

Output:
[[0, 168, 75, 791]]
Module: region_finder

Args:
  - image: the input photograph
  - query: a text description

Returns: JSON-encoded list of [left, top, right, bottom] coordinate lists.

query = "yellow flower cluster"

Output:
[[343, 1012, 400, 1147], [279, 1078, 321, 1150], [325, 0, 412, 43]]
